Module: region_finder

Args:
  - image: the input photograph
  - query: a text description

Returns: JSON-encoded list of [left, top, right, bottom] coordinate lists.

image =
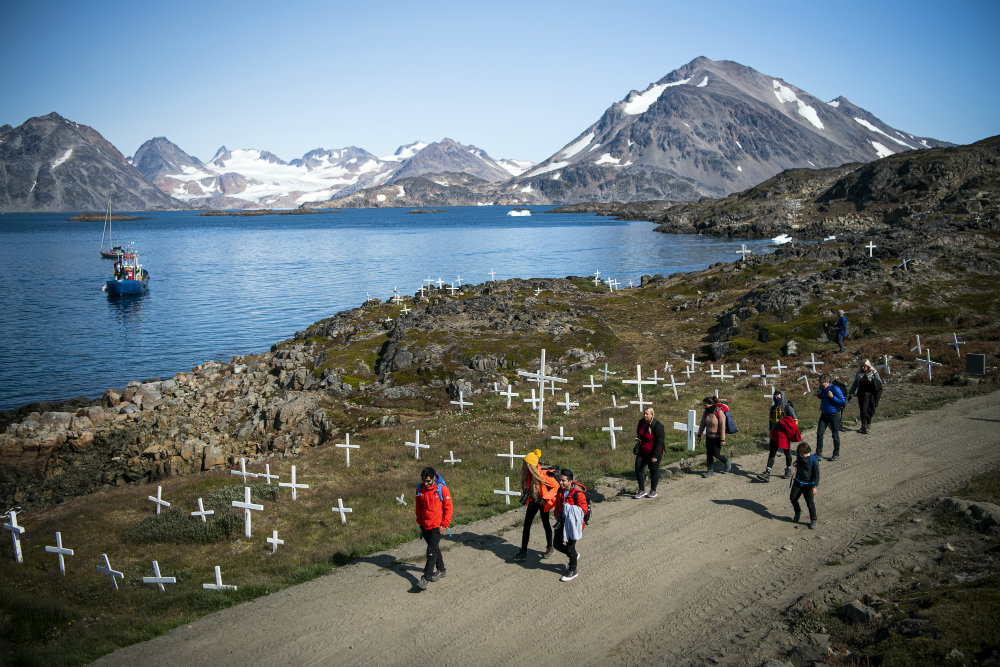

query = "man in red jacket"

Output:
[[415, 466, 453, 590]]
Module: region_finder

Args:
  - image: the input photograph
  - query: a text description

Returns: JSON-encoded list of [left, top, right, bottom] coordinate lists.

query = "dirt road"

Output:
[[91, 392, 1000, 667]]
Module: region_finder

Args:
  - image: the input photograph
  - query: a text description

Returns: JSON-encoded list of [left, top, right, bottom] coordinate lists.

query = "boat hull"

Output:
[[105, 271, 149, 295]]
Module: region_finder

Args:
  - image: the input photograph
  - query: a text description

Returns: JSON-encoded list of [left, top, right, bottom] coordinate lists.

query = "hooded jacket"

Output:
[[769, 415, 802, 451], [415, 479, 453, 531], [768, 391, 797, 429]]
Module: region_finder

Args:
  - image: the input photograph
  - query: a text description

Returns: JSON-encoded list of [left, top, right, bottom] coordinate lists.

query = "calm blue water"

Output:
[[0, 207, 778, 410]]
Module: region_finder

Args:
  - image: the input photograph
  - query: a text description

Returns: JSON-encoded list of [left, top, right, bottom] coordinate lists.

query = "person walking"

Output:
[[847, 359, 883, 434], [815, 376, 847, 461], [633, 407, 665, 498], [790, 443, 820, 529], [757, 412, 801, 482], [511, 449, 559, 562], [553, 469, 588, 582], [414, 466, 452, 590], [832, 309, 847, 353], [768, 388, 797, 431], [696, 396, 730, 477]]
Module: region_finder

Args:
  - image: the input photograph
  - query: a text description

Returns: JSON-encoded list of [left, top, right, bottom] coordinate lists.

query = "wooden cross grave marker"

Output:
[[550, 426, 574, 442], [499, 384, 519, 408], [332, 498, 353, 524], [233, 486, 264, 538], [230, 458, 258, 483], [203, 565, 237, 591], [516, 349, 566, 429], [602, 417, 623, 450], [267, 530, 284, 554], [497, 441, 522, 470], [450, 391, 473, 412], [493, 476, 520, 505], [3, 510, 25, 563], [582, 375, 602, 393], [45, 531, 74, 575], [406, 430, 429, 459], [192, 498, 215, 522], [335, 433, 359, 467], [279, 465, 309, 500], [148, 485, 170, 515], [673, 409, 698, 451], [142, 560, 177, 591]]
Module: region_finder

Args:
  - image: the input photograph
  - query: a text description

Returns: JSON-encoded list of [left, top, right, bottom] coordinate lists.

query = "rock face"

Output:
[[0, 113, 186, 212], [504, 56, 950, 204]]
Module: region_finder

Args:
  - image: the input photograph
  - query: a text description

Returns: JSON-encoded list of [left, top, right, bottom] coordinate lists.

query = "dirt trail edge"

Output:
[[91, 392, 1000, 667]]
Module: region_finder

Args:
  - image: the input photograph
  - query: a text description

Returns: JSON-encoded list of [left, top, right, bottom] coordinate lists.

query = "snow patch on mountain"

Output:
[[871, 141, 895, 158], [52, 148, 73, 168], [561, 133, 595, 159], [854, 117, 919, 150], [595, 153, 621, 165], [772, 80, 824, 130], [623, 77, 692, 115], [524, 161, 569, 178], [697, 76, 709, 88]]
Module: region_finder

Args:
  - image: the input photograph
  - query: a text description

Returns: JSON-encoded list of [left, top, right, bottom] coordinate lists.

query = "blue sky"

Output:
[[3, 0, 997, 164]]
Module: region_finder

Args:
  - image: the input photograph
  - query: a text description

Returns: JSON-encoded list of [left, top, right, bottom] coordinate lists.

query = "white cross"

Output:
[[598, 363, 617, 381], [663, 361, 673, 373], [142, 560, 177, 591], [497, 441, 522, 470], [417, 285, 426, 298], [910, 335, 923, 353], [534, 287, 542, 296], [3, 510, 24, 564], [523, 388, 540, 410], [396, 493, 406, 506], [556, 391, 578, 413], [436, 277, 445, 289], [602, 417, 624, 450], [191, 497, 215, 522], [332, 498, 353, 524], [663, 374, 685, 400], [804, 353, 824, 374], [448, 282, 458, 296], [499, 384, 520, 408], [230, 458, 258, 483], [731, 363, 747, 375], [866, 240, 877, 257], [423, 276, 435, 287], [899, 258, 911, 271], [450, 391, 473, 412], [736, 244, 752, 260], [391, 286, 401, 304], [258, 464, 279, 485], [203, 565, 237, 591], [488, 268, 496, 281], [443, 451, 462, 465], [688, 353, 703, 367], [628, 279, 634, 288], [645, 369, 663, 383], [715, 365, 734, 381], [493, 476, 520, 505], [673, 409, 698, 451], [623, 364, 656, 410], [755, 364, 776, 385], [45, 531, 74, 575], [384, 316, 393, 324], [798, 374, 811, 394], [546, 377, 561, 396], [550, 426, 574, 441], [336, 433, 359, 467], [605, 277, 614, 292], [406, 430, 429, 459], [401, 304, 411, 314], [267, 530, 284, 554], [610, 278, 621, 290], [771, 359, 787, 374], [582, 375, 602, 393], [682, 364, 696, 379], [455, 274, 462, 287], [592, 269, 601, 285], [917, 348, 943, 380], [517, 349, 566, 429], [705, 363, 718, 376], [280, 466, 310, 500], [148, 485, 170, 515], [764, 384, 776, 400], [97, 553, 125, 589], [233, 486, 264, 538], [947, 332, 966, 357], [609, 394, 629, 409], [877, 355, 890, 376]]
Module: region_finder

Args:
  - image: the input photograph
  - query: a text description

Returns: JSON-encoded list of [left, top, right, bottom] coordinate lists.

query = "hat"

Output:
[[863, 359, 873, 369], [523, 449, 541, 466]]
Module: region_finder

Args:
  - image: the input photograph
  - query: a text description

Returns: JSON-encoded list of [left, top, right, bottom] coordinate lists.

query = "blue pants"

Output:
[[816, 411, 841, 457]]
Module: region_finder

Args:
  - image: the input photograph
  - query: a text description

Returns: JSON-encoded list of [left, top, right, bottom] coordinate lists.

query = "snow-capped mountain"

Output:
[[502, 56, 951, 204], [132, 137, 529, 209]]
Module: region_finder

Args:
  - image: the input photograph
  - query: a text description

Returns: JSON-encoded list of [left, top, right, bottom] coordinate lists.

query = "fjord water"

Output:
[[0, 207, 773, 410]]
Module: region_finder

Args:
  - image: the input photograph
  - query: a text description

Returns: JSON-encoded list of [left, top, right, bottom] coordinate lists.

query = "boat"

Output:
[[104, 242, 149, 295], [99, 200, 125, 258]]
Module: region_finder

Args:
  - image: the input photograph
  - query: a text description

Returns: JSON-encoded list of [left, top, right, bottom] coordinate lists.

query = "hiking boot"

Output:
[[560, 569, 578, 582], [511, 550, 527, 562], [702, 468, 714, 478], [428, 570, 445, 582], [633, 490, 647, 499], [647, 491, 658, 498], [757, 470, 771, 483], [830, 455, 840, 461], [793, 511, 801, 523], [809, 520, 818, 530], [540, 547, 555, 559], [723, 460, 732, 473], [417, 576, 429, 590], [782, 467, 792, 479]]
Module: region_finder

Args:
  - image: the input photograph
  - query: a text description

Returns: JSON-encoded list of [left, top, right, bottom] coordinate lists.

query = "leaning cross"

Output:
[[3, 510, 25, 563], [598, 363, 617, 381], [493, 476, 520, 505], [673, 409, 698, 451], [332, 498, 353, 524], [142, 560, 177, 591], [497, 441, 522, 470], [663, 374, 685, 400], [602, 417, 624, 450], [947, 332, 966, 357], [910, 335, 923, 353], [609, 394, 629, 409], [230, 458, 258, 483], [335, 433, 359, 467], [148, 485, 170, 515], [279, 465, 309, 500], [682, 364, 696, 379], [191, 497, 215, 522], [550, 426, 574, 441], [405, 430, 429, 460], [233, 486, 264, 538], [45, 531, 74, 575], [804, 353, 824, 374], [916, 348, 943, 381], [97, 553, 125, 589], [877, 355, 891, 376], [798, 375, 811, 394], [203, 565, 237, 591]]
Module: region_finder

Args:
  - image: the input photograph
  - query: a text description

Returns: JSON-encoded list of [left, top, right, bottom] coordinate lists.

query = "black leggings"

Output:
[[706, 436, 728, 467], [766, 442, 792, 470], [635, 454, 661, 492], [521, 501, 552, 550], [790, 482, 817, 521], [422, 528, 444, 578]]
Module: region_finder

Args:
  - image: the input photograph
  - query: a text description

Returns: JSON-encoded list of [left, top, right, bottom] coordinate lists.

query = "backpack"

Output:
[[832, 380, 848, 411], [415, 472, 447, 504], [716, 402, 739, 434], [564, 481, 593, 525]]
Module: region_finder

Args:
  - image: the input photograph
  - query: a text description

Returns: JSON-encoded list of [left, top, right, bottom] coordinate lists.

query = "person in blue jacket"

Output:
[[833, 309, 847, 353], [815, 376, 846, 461]]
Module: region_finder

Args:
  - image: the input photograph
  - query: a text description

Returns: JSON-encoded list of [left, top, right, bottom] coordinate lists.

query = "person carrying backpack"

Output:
[[757, 413, 801, 482], [696, 396, 730, 477], [553, 468, 589, 582], [790, 443, 820, 529], [415, 466, 452, 590], [511, 449, 559, 562], [847, 359, 883, 434], [815, 376, 846, 461]]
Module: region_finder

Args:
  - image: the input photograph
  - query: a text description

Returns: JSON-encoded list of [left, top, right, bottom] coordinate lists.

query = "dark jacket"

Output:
[[636, 417, 665, 458], [848, 369, 883, 405], [768, 392, 797, 429], [793, 454, 820, 487]]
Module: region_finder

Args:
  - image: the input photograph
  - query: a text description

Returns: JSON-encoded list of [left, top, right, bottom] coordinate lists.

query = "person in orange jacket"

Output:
[[511, 449, 559, 562], [415, 466, 452, 590]]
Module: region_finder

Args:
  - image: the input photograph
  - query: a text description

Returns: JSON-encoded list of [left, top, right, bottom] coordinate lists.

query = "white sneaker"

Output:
[[560, 569, 578, 582], [647, 491, 658, 498], [633, 490, 647, 499]]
